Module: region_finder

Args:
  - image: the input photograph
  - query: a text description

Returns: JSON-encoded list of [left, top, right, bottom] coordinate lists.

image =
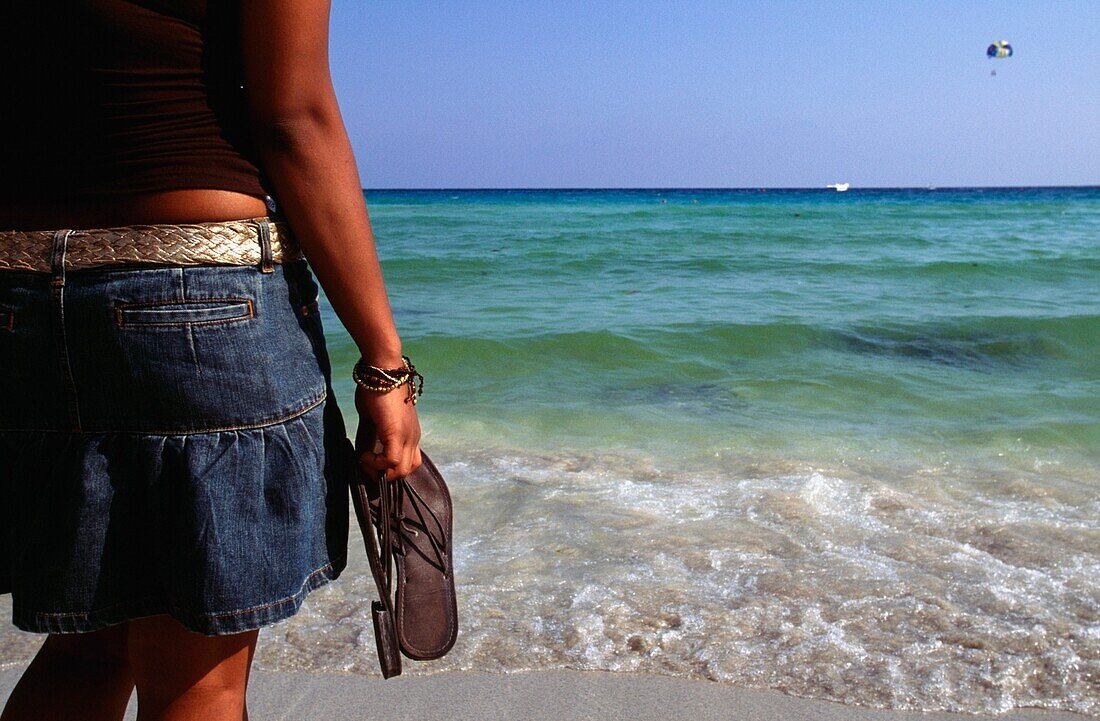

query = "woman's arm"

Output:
[[239, 0, 421, 480]]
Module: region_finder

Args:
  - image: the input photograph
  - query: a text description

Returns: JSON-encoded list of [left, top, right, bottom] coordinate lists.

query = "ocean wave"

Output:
[[411, 314, 1099, 369]]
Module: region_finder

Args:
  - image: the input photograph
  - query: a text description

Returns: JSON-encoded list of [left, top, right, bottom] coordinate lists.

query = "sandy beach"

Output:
[[2, 665, 1094, 721]]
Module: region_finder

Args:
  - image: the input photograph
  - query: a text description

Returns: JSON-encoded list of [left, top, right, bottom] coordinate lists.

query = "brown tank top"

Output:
[[0, 0, 271, 203]]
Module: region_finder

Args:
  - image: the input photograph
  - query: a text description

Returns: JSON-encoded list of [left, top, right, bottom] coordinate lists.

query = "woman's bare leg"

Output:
[[126, 615, 258, 721], [0, 623, 135, 721]]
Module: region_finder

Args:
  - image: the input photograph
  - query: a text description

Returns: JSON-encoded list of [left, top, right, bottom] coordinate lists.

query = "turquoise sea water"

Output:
[[301, 188, 1098, 714], [266, 187, 1098, 715], [351, 187, 1100, 479]]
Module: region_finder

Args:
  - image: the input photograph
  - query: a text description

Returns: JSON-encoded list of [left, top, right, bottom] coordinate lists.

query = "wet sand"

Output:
[[1, 666, 1093, 720]]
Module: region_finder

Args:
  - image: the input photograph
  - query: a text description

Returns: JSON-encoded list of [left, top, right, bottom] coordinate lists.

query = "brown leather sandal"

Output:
[[346, 431, 458, 678]]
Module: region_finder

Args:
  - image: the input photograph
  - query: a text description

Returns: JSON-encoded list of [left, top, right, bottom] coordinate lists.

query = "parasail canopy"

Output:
[[987, 40, 1013, 59]]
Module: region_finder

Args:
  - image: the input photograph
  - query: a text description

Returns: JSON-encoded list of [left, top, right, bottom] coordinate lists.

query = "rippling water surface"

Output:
[[3, 188, 1098, 715]]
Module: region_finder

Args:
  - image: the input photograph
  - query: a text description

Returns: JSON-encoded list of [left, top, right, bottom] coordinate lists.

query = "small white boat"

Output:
[[826, 182, 850, 192]]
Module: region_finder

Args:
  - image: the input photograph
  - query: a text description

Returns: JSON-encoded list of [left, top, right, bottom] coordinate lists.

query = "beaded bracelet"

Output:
[[352, 355, 424, 405]]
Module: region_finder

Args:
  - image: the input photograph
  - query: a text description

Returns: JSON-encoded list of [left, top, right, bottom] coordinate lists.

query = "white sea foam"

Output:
[[252, 447, 1100, 714]]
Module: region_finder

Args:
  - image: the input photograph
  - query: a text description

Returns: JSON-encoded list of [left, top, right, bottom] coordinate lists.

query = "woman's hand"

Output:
[[354, 384, 423, 482]]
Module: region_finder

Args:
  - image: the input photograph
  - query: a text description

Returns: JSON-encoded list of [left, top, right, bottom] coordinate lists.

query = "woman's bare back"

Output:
[[0, 189, 268, 231]]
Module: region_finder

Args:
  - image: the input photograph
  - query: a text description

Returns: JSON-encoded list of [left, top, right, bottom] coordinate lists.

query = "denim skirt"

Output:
[[0, 238, 350, 636]]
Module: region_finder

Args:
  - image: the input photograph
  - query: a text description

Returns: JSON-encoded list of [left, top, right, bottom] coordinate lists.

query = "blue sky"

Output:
[[330, 1, 1099, 188]]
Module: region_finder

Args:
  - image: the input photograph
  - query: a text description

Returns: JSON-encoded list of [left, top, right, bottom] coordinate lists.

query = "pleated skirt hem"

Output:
[[10, 558, 344, 636]]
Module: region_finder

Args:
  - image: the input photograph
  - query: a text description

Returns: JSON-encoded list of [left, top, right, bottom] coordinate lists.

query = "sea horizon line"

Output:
[[361, 184, 1099, 192]]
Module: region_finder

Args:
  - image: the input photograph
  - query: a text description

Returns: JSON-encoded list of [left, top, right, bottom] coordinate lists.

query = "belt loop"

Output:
[[50, 229, 72, 287], [256, 217, 275, 273]]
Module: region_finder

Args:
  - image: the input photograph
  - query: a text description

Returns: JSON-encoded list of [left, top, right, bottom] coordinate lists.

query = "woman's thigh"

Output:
[[40, 624, 130, 667], [126, 615, 258, 703]]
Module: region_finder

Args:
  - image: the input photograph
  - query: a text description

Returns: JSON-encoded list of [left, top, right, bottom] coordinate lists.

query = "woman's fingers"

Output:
[[357, 443, 421, 480], [357, 434, 410, 479]]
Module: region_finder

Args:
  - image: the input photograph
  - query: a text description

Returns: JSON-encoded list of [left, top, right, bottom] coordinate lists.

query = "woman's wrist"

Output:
[[352, 355, 424, 405], [355, 341, 404, 369]]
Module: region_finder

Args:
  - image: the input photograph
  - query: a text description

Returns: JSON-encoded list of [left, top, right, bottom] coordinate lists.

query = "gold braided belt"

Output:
[[0, 217, 303, 273]]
